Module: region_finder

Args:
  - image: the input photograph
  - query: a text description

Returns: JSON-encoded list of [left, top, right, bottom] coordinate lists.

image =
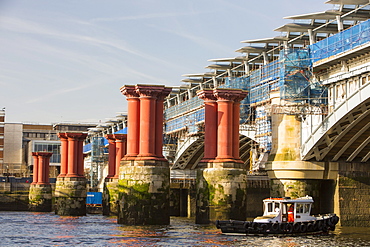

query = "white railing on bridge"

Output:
[[301, 78, 370, 159]]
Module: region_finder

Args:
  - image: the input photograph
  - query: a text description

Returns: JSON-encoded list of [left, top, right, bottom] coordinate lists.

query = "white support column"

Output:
[[336, 16, 343, 32], [308, 29, 315, 46], [212, 76, 217, 88]]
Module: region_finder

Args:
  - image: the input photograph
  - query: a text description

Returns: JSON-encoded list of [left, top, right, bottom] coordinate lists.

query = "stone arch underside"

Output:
[[172, 134, 256, 170]]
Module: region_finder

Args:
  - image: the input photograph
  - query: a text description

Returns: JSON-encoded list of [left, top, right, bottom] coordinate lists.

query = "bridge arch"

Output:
[[302, 81, 370, 162], [171, 134, 256, 170]]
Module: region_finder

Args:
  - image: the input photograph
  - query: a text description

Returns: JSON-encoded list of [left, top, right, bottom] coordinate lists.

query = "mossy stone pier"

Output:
[[55, 132, 87, 216], [119, 84, 172, 225], [54, 177, 87, 216], [29, 152, 53, 212], [118, 160, 170, 225], [196, 165, 247, 224]]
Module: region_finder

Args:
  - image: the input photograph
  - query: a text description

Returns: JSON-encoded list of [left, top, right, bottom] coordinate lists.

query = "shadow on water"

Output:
[[1, 212, 370, 246]]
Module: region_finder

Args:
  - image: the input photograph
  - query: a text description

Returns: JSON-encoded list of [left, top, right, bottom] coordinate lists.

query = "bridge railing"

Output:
[[301, 80, 370, 159]]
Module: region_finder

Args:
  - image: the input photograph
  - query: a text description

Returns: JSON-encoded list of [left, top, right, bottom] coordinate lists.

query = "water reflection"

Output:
[[1, 212, 370, 246]]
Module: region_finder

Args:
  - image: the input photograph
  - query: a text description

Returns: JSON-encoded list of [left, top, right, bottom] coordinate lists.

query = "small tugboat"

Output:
[[216, 196, 339, 235]]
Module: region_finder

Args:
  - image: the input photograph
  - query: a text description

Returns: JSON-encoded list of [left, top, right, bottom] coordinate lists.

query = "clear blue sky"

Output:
[[0, 0, 329, 124]]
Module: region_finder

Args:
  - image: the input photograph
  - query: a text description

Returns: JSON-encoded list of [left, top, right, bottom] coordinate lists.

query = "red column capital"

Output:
[[64, 132, 87, 177]]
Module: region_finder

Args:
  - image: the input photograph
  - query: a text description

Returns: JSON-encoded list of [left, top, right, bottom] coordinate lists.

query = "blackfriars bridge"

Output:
[[30, 0, 370, 227]]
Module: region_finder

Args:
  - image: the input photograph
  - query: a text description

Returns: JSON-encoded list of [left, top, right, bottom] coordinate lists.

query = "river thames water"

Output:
[[1, 211, 370, 246]]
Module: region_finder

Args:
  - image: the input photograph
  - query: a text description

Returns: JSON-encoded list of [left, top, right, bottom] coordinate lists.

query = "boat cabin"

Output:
[[254, 196, 316, 223]]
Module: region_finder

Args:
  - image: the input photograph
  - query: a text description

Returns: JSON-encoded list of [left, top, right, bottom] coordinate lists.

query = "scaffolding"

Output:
[[310, 18, 370, 63]]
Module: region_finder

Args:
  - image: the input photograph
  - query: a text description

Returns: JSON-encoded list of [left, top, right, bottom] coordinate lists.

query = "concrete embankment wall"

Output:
[[0, 182, 30, 211]]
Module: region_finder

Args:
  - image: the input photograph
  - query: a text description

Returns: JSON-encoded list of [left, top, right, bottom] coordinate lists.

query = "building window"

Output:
[[33, 142, 61, 164]]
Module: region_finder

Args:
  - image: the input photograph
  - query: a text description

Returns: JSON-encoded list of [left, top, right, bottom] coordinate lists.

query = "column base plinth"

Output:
[[29, 184, 52, 212], [54, 177, 87, 216], [117, 159, 170, 225], [195, 166, 247, 224]]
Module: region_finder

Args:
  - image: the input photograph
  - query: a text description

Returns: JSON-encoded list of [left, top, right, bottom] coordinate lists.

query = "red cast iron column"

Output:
[[37, 152, 52, 185], [197, 89, 218, 162], [136, 85, 163, 158], [120, 85, 140, 158], [105, 134, 116, 178], [58, 133, 68, 177], [65, 133, 87, 177], [31, 153, 39, 185], [214, 89, 235, 161], [113, 134, 127, 179], [155, 88, 172, 159], [77, 135, 86, 177]]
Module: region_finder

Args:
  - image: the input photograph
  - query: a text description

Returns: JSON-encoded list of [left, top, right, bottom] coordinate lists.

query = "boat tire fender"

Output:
[[215, 220, 220, 229], [299, 223, 307, 233], [278, 223, 286, 232], [307, 222, 314, 232], [286, 223, 293, 233], [243, 221, 250, 229], [271, 223, 279, 233], [317, 220, 323, 230], [331, 215, 339, 225], [313, 221, 319, 231], [293, 222, 301, 233], [260, 223, 268, 233]]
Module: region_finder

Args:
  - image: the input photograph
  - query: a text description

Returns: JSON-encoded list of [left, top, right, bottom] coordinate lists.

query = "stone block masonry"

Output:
[[55, 132, 87, 216]]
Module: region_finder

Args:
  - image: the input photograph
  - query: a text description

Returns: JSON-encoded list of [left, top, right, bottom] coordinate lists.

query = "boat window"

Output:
[[267, 202, 273, 212], [304, 203, 310, 213], [296, 203, 310, 214]]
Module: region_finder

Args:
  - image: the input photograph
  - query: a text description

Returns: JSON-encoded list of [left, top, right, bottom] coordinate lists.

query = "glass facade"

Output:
[[33, 141, 61, 164]]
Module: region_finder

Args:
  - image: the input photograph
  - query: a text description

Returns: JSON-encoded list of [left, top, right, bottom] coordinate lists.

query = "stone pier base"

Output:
[[336, 162, 370, 227], [102, 178, 119, 216], [117, 159, 170, 225], [28, 184, 53, 212], [196, 164, 247, 224], [54, 177, 87, 216]]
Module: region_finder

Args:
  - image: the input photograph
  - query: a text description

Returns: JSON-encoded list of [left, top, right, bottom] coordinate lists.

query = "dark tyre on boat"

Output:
[[293, 222, 301, 233], [215, 220, 220, 228], [279, 223, 287, 232], [317, 220, 323, 231], [322, 225, 328, 233], [307, 222, 314, 232], [313, 221, 319, 231], [260, 223, 268, 233], [286, 223, 293, 233], [271, 223, 279, 233], [299, 223, 307, 233], [243, 221, 250, 229], [331, 215, 339, 225]]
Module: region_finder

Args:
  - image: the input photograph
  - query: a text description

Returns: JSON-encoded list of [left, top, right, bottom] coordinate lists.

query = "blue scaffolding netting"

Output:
[[309, 18, 370, 63], [164, 18, 370, 134]]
